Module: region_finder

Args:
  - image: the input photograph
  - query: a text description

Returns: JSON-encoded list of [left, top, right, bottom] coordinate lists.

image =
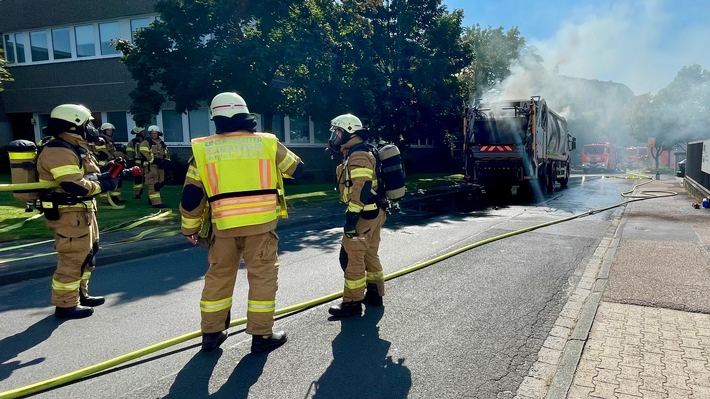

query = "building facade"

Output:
[[0, 0, 347, 181]]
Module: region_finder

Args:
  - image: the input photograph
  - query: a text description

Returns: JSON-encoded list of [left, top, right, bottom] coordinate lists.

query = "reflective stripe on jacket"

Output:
[[190, 132, 285, 230]]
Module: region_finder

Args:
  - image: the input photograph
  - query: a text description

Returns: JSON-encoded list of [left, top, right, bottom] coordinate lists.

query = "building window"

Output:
[[99, 22, 120, 55], [4, 35, 15, 63], [271, 114, 285, 142], [52, 28, 72, 60], [107, 112, 128, 142], [37, 114, 51, 136], [188, 109, 210, 139], [288, 115, 310, 144], [75, 25, 96, 57], [30, 31, 49, 62], [314, 119, 330, 144], [131, 18, 151, 42], [162, 110, 184, 142], [15, 34, 26, 63]]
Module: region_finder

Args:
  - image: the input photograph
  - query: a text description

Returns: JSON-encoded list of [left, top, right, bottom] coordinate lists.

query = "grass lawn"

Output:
[[0, 172, 463, 242]]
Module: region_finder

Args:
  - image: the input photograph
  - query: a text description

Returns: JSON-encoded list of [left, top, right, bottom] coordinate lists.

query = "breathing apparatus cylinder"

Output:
[[7, 140, 40, 208], [377, 144, 406, 200]]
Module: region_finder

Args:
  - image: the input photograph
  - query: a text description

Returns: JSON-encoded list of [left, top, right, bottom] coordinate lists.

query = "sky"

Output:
[[442, 0, 710, 95]]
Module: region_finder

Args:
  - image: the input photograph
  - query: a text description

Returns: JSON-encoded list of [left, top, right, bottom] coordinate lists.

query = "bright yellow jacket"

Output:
[[190, 132, 286, 230]]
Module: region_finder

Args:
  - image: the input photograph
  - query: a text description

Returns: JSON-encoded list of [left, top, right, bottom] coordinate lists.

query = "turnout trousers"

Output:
[[340, 209, 387, 302], [144, 166, 165, 205], [47, 210, 100, 308], [200, 231, 280, 336]]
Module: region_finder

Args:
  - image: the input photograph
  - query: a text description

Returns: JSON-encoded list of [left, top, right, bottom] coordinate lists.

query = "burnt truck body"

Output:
[[463, 96, 576, 195]]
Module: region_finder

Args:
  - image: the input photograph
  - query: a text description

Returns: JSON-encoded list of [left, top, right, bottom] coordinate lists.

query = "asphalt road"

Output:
[[0, 176, 635, 399]]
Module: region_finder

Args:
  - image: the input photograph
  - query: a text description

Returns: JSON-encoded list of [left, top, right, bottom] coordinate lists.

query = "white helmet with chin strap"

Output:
[[148, 125, 163, 137], [210, 92, 249, 119], [100, 122, 115, 131], [47, 104, 95, 138], [328, 113, 365, 152], [51, 104, 93, 127], [330, 114, 363, 134]]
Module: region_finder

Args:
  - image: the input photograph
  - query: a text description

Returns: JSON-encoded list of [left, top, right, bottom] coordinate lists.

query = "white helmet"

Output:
[[148, 125, 161, 133], [330, 114, 363, 134], [50, 104, 93, 126], [131, 126, 145, 135], [100, 122, 115, 131], [210, 92, 249, 119]]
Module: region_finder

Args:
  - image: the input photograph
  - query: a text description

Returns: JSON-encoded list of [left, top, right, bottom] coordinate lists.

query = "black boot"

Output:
[[201, 331, 228, 352], [152, 203, 169, 209], [251, 331, 287, 354], [80, 292, 105, 307], [55, 305, 94, 319], [362, 284, 383, 306], [328, 301, 362, 318], [112, 198, 126, 204]]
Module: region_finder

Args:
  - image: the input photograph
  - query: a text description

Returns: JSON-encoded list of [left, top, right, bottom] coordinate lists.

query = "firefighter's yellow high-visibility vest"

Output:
[[191, 132, 285, 230]]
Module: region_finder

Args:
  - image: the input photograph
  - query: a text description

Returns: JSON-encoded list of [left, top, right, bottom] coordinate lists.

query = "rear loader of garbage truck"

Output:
[[463, 96, 576, 195]]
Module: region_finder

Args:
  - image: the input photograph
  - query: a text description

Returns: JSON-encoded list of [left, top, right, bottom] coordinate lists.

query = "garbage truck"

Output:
[[463, 96, 576, 195]]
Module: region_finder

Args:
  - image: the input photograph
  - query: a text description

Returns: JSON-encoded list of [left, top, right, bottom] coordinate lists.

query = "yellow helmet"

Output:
[[210, 92, 249, 119], [100, 122, 115, 131]]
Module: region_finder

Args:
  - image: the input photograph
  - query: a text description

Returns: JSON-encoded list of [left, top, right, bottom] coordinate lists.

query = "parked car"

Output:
[[676, 159, 686, 177]]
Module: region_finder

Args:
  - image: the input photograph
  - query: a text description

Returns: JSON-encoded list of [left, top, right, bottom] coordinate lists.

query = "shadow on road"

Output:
[[211, 352, 267, 399], [305, 305, 411, 399], [0, 315, 63, 382], [165, 342, 269, 399], [164, 348, 222, 399]]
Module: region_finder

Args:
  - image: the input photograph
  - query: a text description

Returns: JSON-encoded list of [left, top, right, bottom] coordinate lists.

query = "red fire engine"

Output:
[[582, 143, 620, 173], [622, 146, 648, 170]]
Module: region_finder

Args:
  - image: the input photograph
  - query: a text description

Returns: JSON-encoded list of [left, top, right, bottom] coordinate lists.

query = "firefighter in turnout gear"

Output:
[[140, 125, 170, 208], [95, 122, 126, 203], [326, 113, 387, 318], [38, 104, 120, 319], [127, 126, 145, 198], [180, 92, 304, 353]]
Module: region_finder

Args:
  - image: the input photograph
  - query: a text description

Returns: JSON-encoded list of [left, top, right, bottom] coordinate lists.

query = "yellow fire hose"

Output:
[[0, 211, 174, 255], [0, 175, 678, 399]]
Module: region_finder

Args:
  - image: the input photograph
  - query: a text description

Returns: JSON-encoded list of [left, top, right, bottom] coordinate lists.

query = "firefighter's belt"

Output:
[[207, 189, 279, 203], [39, 192, 95, 210]]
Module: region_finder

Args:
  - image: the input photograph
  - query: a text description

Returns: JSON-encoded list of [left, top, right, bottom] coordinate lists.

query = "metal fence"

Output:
[[686, 140, 710, 193]]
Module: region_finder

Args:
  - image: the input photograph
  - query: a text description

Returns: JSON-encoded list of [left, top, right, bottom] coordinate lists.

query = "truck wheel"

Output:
[[560, 164, 570, 188], [546, 165, 555, 193]]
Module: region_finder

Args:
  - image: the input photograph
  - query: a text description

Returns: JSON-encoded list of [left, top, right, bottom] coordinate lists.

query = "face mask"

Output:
[[327, 127, 346, 153], [84, 122, 101, 143]]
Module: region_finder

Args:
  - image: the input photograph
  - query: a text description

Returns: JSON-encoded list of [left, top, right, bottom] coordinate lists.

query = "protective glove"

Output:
[[344, 211, 360, 238], [98, 174, 119, 193], [127, 166, 142, 177]]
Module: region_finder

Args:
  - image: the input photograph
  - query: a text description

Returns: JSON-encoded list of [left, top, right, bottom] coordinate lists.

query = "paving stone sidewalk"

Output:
[[566, 178, 710, 399]]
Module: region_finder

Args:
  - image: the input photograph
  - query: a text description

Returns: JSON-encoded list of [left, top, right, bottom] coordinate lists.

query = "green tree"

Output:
[[341, 0, 470, 143], [460, 25, 528, 100], [116, 0, 340, 127], [0, 49, 13, 92], [628, 64, 710, 170], [116, 0, 469, 145]]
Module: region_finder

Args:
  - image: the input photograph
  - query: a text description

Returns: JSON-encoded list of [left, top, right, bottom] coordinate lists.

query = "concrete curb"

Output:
[[543, 209, 625, 398]]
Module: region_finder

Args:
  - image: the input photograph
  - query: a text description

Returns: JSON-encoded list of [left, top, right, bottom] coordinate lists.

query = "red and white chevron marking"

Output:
[[479, 145, 514, 151]]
